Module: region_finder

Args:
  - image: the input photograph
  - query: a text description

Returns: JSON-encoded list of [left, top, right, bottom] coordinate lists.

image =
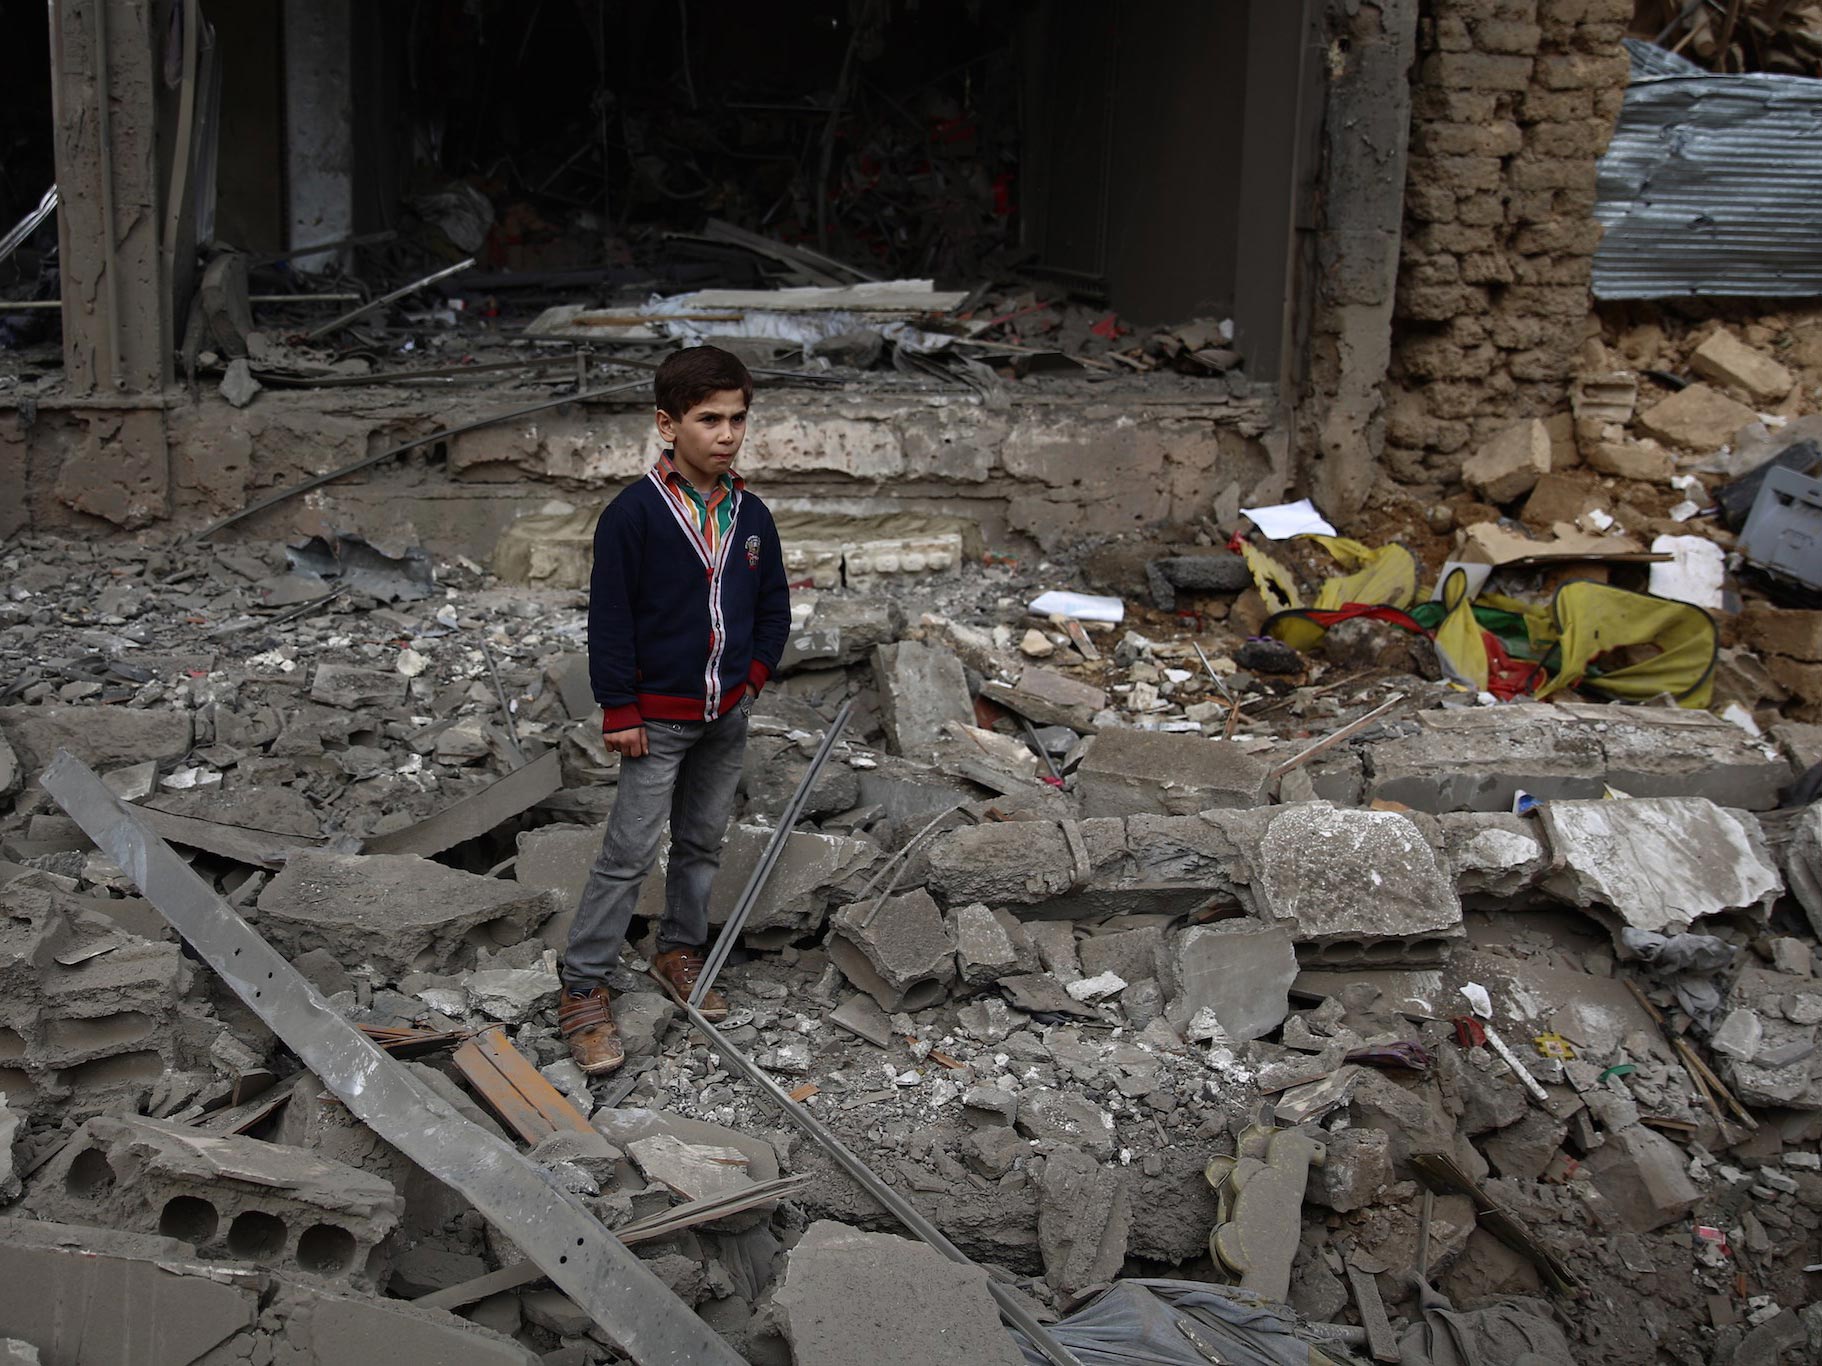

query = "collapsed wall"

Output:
[[1383, 0, 1633, 487]]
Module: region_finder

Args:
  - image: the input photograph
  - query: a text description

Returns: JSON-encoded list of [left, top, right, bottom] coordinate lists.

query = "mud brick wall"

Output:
[[1383, 0, 1632, 487]]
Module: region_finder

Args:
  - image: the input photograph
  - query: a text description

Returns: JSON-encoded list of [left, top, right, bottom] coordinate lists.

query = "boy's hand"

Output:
[[603, 726, 649, 758]]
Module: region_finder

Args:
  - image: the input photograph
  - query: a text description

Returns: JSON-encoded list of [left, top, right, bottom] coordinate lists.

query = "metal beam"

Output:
[[41, 750, 742, 1366]]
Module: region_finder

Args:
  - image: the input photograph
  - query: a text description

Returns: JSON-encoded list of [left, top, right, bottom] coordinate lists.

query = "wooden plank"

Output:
[[453, 1026, 592, 1145], [359, 1022, 468, 1058], [472, 1026, 594, 1136], [193, 1074, 299, 1134], [413, 1173, 815, 1311], [1344, 1258, 1400, 1362], [453, 1036, 554, 1145]]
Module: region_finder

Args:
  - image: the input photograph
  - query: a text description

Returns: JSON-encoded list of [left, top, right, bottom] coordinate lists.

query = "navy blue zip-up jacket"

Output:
[[588, 459, 791, 732]]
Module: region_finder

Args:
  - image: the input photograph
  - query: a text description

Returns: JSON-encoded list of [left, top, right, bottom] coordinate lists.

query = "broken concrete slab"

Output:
[[518, 821, 876, 950], [22, 1115, 402, 1289], [1585, 436, 1674, 483], [1540, 797, 1782, 935], [1076, 925, 1163, 988], [1364, 706, 1608, 812], [1439, 812, 1551, 899], [1015, 1088, 1115, 1161], [1166, 920, 1298, 1042], [1076, 729, 1271, 818], [259, 850, 557, 981], [924, 814, 1238, 921], [1713, 966, 1822, 1111], [465, 967, 561, 1023], [742, 732, 862, 820], [1145, 552, 1251, 613], [703, 823, 879, 937], [827, 888, 957, 1012], [268, 1280, 544, 1364], [1462, 419, 1552, 504], [1785, 801, 1822, 941], [627, 1133, 754, 1203], [773, 1220, 1025, 1366], [1635, 382, 1758, 452], [997, 973, 1100, 1019], [0, 1095, 18, 1205], [828, 992, 895, 1048], [980, 667, 1107, 733], [949, 903, 1028, 986], [1037, 1145, 1132, 1297], [365, 750, 562, 858], [614, 991, 678, 1057], [781, 595, 906, 669], [1365, 705, 1790, 814], [1690, 329, 1794, 405], [1583, 1124, 1701, 1232], [0, 1220, 260, 1363], [309, 663, 408, 710], [1239, 804, 1463, 965], [0, 704, 193, 791], [1570, 704, 1793, 811], [872, 641, 974, 758]]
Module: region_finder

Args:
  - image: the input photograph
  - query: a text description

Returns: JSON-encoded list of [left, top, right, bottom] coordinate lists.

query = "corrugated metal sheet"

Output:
[[1592, 39, 1822, 299]]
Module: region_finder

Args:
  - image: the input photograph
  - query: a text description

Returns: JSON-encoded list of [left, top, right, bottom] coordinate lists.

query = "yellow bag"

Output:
[[1534, 580, 1718, 708], [1307, 538, 1419, 614], [1431, 567, 1490, 693]]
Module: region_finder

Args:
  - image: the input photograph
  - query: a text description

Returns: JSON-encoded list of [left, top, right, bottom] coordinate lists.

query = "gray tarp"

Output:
[[1396, 1286, 1575, 1366], [1010, 1280, 1369, 1366]]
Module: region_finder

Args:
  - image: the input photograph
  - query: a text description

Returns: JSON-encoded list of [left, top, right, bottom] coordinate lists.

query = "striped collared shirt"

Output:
[[654, 451, 741, 560]]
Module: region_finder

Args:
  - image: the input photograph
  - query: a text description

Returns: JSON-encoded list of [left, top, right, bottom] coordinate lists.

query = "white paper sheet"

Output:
[[1028, 590, 1124, 623], [1649, 534, 1725, 610], [1240, 498, 1337, 539]]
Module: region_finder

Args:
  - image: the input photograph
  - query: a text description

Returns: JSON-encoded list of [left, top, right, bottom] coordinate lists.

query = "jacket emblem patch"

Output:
[[745, 534, 761, 569]]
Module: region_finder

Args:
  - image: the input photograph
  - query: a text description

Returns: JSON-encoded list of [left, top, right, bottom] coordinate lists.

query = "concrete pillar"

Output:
[[283, 0, 354, 273], [46, 0, 172, 529], [1298, 0, 1420, 519], [48, 0, 172, 394]]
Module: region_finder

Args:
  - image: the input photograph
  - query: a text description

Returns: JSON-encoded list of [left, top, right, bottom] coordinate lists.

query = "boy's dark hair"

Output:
[[654, 345, 754, 418]]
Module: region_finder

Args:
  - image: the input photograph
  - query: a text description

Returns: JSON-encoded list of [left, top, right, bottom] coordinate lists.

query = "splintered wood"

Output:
[[453, 1025, 594, 1145]]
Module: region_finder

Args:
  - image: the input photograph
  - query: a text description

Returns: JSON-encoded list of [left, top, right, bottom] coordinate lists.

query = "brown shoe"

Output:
[[558, 986, 624, 1076], [649, 947, 728, 1023]]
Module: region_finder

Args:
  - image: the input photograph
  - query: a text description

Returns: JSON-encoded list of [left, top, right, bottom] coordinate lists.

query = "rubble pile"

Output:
[[4, 515, 1822, 1365]]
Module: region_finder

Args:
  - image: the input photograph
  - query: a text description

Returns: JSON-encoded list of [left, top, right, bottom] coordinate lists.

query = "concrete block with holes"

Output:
[[0, 879, 190, 1120], [20, 1115, 402, 1291]]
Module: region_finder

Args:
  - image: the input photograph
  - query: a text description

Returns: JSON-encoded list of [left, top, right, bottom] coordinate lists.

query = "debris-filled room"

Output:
[[3, 1, 1822, 1364]]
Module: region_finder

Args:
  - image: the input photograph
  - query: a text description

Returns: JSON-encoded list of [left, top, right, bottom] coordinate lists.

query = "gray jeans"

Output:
[[563, 701, 750, 988]]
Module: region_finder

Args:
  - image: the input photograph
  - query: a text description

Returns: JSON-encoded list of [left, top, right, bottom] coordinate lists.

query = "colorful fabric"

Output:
[[654, 451, 740, 559]]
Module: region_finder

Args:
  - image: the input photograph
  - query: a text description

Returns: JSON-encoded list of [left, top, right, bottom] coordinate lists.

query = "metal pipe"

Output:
[[0, 186, 58, 268], [303, 255, 476, 342], [690, 700, 853, 1005], [682, 1002, 1084, 1366], [92, 0, 125, 390], [479, 637, 527, 768]]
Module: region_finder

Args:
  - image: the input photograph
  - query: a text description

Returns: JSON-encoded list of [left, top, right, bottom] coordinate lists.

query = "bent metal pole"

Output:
[[690, 699, 854, 1007]]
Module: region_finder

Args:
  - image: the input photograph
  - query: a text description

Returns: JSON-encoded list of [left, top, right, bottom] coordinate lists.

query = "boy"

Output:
[[560, 345, 791, 1075]]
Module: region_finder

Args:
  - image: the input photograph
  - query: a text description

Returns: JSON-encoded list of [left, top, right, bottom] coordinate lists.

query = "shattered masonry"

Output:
[[6, 505, 1822, 1364], [6, 0, 1822, 1362]]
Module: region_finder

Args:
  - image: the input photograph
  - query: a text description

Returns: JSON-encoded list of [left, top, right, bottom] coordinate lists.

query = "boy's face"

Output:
[[657, 388, 748, 487]]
